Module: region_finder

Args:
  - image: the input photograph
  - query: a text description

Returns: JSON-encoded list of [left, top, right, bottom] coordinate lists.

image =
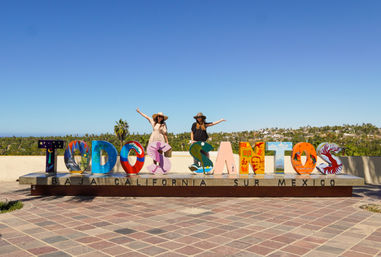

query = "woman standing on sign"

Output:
[[137, 108, 169, 163], [190, 112, 225, 171]]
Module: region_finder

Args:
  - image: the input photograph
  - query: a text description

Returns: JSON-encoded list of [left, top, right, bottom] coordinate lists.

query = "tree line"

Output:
[[0, 123, 380, 156]]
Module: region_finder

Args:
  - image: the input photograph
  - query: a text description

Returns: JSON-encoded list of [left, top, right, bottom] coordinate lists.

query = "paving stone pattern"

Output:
[[0, 182, 380, 256]]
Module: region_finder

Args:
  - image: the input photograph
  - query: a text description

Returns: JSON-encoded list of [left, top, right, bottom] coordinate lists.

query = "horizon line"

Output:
[[0, 122, 378, 138]]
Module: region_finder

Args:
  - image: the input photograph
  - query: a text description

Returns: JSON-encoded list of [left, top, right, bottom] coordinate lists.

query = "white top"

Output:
[[148, 118, 167, 144]]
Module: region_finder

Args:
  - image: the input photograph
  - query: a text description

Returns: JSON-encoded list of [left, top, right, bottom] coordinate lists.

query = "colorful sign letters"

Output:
[[40, 139, 344, 176], [63, 140, 170, 175]]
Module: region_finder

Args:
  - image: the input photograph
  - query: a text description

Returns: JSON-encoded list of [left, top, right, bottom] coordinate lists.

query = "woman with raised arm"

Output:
[[136, 108, 169, 163], [137, 108, 169, 145], [190, 112, 226, 171], [191, 112, 225, 144]]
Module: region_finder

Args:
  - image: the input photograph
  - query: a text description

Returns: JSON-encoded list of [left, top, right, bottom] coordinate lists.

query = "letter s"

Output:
[[316, 143, 343, 174]]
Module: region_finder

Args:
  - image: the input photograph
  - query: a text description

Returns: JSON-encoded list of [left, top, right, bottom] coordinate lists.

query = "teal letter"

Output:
[[189, 142, 214, 174]]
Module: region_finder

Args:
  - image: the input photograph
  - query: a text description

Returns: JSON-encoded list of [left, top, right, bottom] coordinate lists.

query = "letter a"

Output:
[[214, 142, 237, 174]]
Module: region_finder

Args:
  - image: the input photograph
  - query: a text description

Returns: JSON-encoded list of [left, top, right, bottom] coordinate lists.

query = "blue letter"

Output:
[[91, 141, 118, 174]]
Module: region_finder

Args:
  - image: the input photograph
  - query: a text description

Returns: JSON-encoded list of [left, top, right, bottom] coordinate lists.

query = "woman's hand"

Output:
[[136, 108, 150, 121]]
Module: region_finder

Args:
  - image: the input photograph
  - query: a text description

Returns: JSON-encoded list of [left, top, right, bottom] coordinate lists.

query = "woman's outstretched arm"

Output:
[[136, 108, 151, 122], [207, 119, 226, 127]]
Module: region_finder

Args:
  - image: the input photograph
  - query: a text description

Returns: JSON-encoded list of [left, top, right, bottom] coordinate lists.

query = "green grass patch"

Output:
[[0, 200, 23, 214], [360, 204, 381, 213]]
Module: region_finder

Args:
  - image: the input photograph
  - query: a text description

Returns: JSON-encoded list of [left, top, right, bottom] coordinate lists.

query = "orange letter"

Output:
[[291, 142, 317, 175], [239, 142, 265, 174]]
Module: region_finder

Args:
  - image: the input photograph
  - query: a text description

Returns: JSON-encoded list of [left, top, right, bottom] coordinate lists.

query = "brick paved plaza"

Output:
[[0, 182, 380, 257]]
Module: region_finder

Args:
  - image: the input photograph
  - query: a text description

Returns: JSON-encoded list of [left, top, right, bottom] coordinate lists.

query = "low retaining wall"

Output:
[[341, 156, 381, 185], [0, 153, 380, 184]]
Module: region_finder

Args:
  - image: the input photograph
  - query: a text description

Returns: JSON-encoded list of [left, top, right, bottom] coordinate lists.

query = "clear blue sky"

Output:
[[1, 0, 380, 136]]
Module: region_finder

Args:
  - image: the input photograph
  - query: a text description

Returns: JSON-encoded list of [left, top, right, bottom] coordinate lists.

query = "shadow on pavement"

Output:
[[15, 194, 96, 203], [353, 184, 381, 200]]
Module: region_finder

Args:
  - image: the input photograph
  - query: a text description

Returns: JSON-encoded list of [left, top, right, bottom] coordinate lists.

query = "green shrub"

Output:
[[360, 204, 381, 213], [0, 200, 23, 214]]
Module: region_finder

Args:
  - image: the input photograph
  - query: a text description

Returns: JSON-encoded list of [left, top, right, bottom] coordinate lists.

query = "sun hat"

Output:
[[194, 112, 206, 119], [152, 112, 168, 121]]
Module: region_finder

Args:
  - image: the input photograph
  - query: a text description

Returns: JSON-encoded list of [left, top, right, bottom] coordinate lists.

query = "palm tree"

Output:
[[114, 119, 129, 150]]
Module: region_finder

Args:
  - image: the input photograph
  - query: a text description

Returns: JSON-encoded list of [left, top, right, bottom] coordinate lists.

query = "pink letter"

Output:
[[147, 141, 172, 174], [214, 142, 237, 174]]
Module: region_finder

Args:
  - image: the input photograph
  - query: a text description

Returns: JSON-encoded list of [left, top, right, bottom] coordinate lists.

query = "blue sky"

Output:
[[0, 0, 380, 136]]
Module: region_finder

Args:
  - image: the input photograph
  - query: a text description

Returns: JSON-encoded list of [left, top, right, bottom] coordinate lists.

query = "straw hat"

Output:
[[194, 112, 206, 119], [152, 112, 168, 121]]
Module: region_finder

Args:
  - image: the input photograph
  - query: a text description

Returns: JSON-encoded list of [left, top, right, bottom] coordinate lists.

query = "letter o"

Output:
[[291, 142, 317, 175], [120, 141, 145, 174]]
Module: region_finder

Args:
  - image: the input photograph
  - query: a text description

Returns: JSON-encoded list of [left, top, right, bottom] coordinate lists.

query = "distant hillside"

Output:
[[0, 123, 380, 156]]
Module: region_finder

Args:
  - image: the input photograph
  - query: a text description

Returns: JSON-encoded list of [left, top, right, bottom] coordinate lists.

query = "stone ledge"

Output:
[[19, 172, 364, 187]]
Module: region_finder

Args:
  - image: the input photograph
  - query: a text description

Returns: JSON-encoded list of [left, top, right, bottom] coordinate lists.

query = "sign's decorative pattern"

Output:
[[189, 142, 214, 174], [239, 142, 265, 174], [38, 140, 64, 173], [317, 143, 343, 174], [64, 140, 90, 173], [147, 141, 172, 174]]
